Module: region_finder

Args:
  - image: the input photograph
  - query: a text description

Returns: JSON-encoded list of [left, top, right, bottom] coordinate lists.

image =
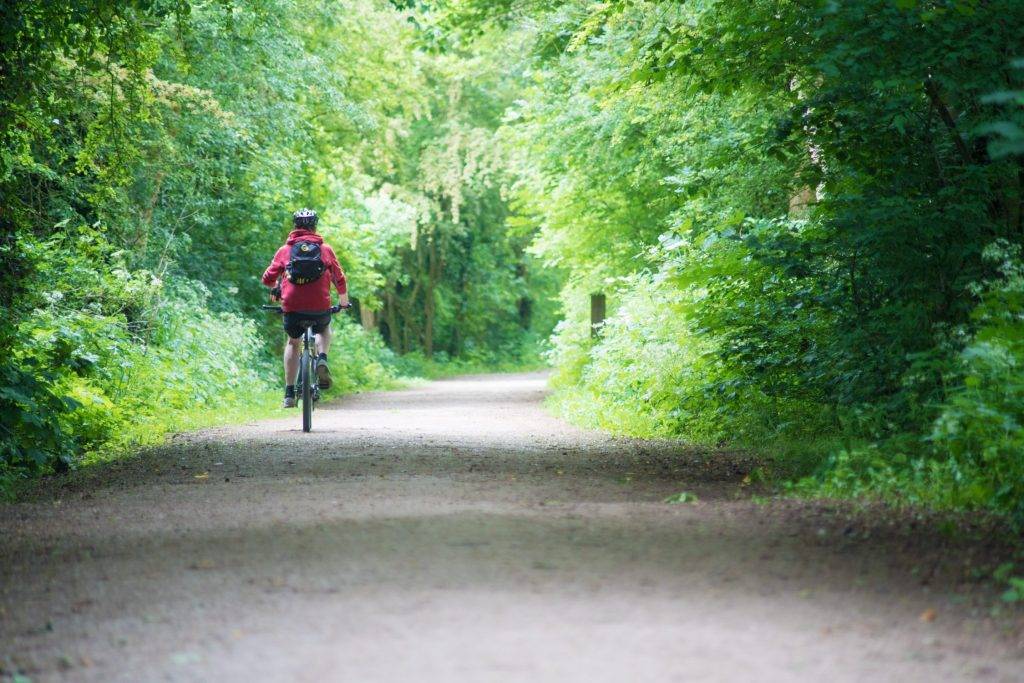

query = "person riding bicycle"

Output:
[[262, 209, 350, 408]]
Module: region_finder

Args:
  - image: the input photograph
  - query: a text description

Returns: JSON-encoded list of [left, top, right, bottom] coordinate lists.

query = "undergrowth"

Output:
[[548, 245, 1024, 526]]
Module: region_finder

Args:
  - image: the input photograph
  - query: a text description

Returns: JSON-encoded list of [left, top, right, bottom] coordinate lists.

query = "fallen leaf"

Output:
[[920, 608, 937, 622], [193, 472, 209, 480], [189, 559, 217, 570]]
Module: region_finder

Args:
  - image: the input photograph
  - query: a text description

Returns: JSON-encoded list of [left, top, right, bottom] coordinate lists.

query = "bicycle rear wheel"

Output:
[[301, 349, 313, 432]]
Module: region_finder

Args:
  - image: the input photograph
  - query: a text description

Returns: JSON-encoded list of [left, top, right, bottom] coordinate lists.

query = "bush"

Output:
[[549, 272, 831, 449], [929, 242, 1024, 520], [321, 316, 402, 392], [551, 242, 1024, 523], [0, 228, 275, 495], [804, 242, 1024, 523]]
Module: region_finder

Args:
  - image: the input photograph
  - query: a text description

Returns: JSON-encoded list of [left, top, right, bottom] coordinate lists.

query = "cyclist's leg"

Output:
[[282, 314, 307, 388], [314, 318, 333, 389], [284, 335, 302, 386]]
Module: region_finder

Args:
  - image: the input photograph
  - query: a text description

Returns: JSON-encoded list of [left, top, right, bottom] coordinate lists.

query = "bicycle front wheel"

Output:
[[301, 349, 313, 432]]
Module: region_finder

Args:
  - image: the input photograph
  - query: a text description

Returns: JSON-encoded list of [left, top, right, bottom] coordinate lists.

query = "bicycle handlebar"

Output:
[[261, 304, 351, 314]]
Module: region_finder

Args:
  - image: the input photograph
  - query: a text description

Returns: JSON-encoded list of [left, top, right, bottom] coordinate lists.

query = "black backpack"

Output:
[[286, 241, 326, 285]]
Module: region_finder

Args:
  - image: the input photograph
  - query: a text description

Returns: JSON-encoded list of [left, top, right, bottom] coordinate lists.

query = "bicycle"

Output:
[[263, 303, 347, 432]]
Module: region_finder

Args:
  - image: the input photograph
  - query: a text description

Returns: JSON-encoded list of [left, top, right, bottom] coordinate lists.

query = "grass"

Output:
[[0, 388, 288, 500], [79, 388, 288, 468], [547, 383, 856, 490]]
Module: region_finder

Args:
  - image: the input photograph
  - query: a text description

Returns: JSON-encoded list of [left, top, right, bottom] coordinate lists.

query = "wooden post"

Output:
[[590, 293, 606, 339]]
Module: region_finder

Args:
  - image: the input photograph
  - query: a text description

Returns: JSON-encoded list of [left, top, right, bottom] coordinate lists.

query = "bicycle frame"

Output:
[[297, 322, 320, 431], [263, 303, 345, 432]]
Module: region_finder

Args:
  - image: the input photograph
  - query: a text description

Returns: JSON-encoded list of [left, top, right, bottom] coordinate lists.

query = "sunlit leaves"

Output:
[[473, 0, 1024, 517]]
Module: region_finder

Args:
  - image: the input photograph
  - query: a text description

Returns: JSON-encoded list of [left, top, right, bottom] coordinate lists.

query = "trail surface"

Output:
[[2, 373, 1022, 682]]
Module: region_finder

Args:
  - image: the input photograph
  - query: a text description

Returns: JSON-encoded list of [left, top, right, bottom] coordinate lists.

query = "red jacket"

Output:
[[262, 229, 347, 313]]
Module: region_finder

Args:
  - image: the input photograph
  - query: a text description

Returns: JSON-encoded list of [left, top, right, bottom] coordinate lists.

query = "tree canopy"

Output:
[[479, 0, 1024, 519], [0, 0, 556, 482], [3, 0, 1024, 522]]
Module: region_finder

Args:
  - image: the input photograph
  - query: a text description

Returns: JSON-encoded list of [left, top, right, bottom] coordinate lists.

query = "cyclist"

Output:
[[262, 209, 350, 408]]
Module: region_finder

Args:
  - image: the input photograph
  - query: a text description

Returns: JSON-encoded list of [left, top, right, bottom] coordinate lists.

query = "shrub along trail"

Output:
[[1, 373, 1021, 682]]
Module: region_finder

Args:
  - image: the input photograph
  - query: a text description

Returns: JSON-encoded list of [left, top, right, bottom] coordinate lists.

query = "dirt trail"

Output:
[[1, 372, 1022, 682]]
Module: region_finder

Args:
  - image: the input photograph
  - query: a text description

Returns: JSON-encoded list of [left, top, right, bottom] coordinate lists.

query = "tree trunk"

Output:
[[590, 293, 606, 339], [423, 238, 437, 357], [385, 291, 401, 353]]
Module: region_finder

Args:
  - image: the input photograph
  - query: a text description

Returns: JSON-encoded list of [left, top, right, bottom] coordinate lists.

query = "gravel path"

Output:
[[1, 372, 1022, 682]]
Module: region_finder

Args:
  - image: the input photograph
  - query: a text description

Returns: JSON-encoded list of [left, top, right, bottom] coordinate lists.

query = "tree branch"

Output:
[[923, 77, 974, 166]]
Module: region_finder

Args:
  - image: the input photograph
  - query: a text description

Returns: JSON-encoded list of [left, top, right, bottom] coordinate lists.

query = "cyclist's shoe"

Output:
[[316, 357, 332, 389], [282, 395, 297, 408]]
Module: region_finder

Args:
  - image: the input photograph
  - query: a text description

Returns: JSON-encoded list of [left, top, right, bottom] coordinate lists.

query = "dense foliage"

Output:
[[440, 0, 1024, 519], [0, 0, 555, 489], [5, 0, 1024, 524]]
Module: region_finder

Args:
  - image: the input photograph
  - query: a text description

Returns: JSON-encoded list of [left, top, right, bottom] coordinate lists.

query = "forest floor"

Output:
[[2, 372, 1023, 682]]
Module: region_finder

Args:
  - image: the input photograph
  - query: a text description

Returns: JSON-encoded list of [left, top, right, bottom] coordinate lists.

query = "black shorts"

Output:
[[283, 311, 332, 339]]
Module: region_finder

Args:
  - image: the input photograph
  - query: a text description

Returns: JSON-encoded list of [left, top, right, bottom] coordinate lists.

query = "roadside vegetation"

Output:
[[4, 0, 1024, 533], [447, 0, 1024, 523], [0, 0, 558, 493]]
